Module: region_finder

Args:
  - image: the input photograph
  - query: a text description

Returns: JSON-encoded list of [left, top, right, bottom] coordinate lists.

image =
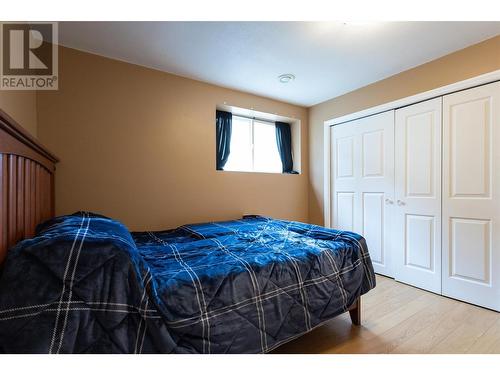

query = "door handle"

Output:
[[385, 198, 394, 205], [397, 200, 406, 206]]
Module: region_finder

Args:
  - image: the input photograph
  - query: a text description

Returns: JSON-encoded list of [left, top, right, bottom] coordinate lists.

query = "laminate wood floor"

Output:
[[272, 275, 500, 354]]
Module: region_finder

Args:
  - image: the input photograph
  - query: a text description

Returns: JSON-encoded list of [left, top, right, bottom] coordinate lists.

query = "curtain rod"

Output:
[[232, 113, 288, 125]]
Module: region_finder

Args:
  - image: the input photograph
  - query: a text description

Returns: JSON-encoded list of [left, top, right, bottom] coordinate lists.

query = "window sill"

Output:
[[216, 169, 300, 175]]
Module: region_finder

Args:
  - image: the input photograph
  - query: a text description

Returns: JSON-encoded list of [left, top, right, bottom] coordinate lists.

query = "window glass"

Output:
[[253, 121, 282, 173]]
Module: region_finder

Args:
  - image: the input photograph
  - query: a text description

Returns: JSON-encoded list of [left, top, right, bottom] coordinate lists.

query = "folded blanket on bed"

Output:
[[0, 212, 375, 353]]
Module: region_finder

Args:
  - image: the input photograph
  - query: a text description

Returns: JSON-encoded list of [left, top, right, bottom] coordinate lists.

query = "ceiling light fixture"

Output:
[[278, 74, 295, 84]]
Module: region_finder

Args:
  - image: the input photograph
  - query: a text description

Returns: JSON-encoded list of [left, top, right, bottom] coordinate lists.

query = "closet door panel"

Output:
[[331, 111, 395, 277], [357, 112, 395, 277], [442, 81, 500, 311], [336, 192, 355, 231], [331, 126, 359, 234], [362, 130, 384, 177], [405, 215, 434, 269], [336, 136, 355, 178], [362, 192, 385, 264], [394, 97, 442, 293], [450, 218, 491, 284]]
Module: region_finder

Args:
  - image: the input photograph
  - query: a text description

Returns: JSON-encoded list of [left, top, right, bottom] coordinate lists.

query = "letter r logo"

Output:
[[2, 23, 53, 75], [0, 22, 58, 90]]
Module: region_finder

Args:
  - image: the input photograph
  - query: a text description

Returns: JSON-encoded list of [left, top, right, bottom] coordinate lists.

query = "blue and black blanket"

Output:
[[0, 212, 375, 353]]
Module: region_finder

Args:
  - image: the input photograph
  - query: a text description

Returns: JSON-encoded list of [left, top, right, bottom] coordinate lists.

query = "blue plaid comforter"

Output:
[[0, 212, 375, 353]]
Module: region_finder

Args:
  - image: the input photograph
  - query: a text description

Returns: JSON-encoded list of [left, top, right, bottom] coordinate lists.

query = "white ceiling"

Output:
[[59, 22, 500, 106]]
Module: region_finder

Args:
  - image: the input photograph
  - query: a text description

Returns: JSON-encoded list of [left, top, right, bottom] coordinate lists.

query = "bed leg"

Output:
[[348, 297, 361, 326]]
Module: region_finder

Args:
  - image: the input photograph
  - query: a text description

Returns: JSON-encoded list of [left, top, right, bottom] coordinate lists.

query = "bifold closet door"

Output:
[[394, 98, 442, 294], [331, 111, 395, 277], [442, 81, 500, 311]]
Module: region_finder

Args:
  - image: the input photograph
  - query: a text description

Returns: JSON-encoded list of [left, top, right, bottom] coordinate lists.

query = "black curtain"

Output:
[[275, 121, 298, 174], [215, 110, 232, 170]]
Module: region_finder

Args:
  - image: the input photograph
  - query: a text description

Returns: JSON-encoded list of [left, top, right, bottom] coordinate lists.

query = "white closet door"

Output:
[[394, 98, 442, 293], [331, 124, 358, 233], [442, 81, 500, 311], [331, 111, 395, 277]]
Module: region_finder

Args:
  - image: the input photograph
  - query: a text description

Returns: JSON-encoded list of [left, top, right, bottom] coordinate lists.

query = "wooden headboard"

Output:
[[0, 108, 58, 265]]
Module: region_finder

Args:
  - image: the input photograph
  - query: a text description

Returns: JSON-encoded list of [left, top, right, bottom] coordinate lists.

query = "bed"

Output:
[[0, 109, 376, 354]]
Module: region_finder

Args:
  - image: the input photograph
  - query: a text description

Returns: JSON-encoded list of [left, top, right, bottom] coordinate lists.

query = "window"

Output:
[[224, 116, 283, 173]]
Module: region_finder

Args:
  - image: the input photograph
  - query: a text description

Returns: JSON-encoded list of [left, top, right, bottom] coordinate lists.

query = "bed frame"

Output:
[[0, 108, 59, 265], [348, 298, 361, 325]]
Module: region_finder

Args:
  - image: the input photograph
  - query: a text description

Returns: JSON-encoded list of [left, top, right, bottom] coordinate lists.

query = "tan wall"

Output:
[[0, 91, 38, 136], [37, 46, 309, 231], [309, 35, 500, 226]]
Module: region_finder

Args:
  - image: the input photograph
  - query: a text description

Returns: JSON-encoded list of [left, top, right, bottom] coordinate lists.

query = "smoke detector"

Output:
[[278, 74, 295, 84]]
